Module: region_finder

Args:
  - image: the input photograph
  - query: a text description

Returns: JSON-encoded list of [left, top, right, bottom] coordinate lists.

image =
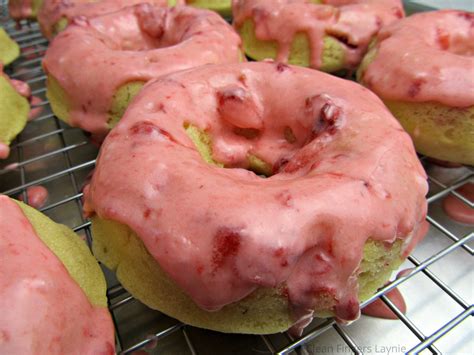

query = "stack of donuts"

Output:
[[1, 0, 473, 351]]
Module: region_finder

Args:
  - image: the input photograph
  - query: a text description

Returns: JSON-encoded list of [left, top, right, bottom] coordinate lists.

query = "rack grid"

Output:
[[1, 1, 472, 354]]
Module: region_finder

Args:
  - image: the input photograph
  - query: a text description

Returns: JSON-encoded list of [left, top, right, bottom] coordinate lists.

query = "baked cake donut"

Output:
[[0, 196, 114, 353], [358, 10, 474, 165], [84, 62, 428, 334], [232, 0, 404, 73], [43, 3, 242, 138], [8, 0, 43, 20], [38, 0, 179, 39], [0, 28, 20, 65], [0, 66, 30, 159]]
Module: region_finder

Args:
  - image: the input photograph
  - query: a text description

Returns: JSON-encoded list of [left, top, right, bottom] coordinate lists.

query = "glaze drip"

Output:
[[38, 0, 183, 39], [233, 0, 404, 69]]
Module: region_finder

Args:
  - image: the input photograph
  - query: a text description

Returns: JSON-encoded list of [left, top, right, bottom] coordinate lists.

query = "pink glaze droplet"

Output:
[[0, 143, 10, 159], [403, 219, 429, 258], [362, 287, 406, 320], [18, 186, 49, 209], [28, 96, 44, 121], [396, 268, 414, 279], [144, 335, 158, 350], [3, 163, 19, 171], [10, 79, 31, 98], [442, 183, 474, 225]]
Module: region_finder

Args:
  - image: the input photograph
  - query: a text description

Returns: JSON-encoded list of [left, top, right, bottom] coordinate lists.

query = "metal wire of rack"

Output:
[[1, 1, 472, 354]]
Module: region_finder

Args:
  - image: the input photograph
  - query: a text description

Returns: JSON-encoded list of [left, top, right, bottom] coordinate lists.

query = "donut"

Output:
[[43, 3, 242, 138], [0, 196, 114, 353], [0, 67, 30, 159], [357, 10, 474, 166], [232, 0, 404, 73], [0, 28, 20, 65], [8, 0, 43, 20], [38, 0, 178, 39], [83, 62, 428, 334], [184, 0, 231, 16]]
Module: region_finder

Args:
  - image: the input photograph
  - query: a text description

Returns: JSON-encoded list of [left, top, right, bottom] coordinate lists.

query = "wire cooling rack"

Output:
[[1, 1, 473, 354]]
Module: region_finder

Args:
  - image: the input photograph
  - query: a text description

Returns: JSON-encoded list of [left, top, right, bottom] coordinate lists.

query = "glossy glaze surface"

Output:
[[360, 10, 474, 107], [0, 196, 114, 354], [84, 62, 428, 331], [43, 4, 242, 136], [233, 0, 404, 69]]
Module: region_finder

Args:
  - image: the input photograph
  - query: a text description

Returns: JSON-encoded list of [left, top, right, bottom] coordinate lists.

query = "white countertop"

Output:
[[413, 0, 473, 10]]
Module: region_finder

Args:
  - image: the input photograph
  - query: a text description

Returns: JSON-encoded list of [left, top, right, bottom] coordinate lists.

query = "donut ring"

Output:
[[84, 62, 428, 334], [43, 4, 242, 137], [38, 0, 178, 39], [358, 10, 474, 165], [232, 0, 404, 72], [1, 196, 114, 353], [0, 28, 20, 65], [0, 67, 30, 159]]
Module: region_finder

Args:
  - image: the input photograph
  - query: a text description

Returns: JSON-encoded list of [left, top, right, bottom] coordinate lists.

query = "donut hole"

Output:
[[184, 103, 338, 179], [233, 127, 261, 140], [179, 67, 346, 178], [52, 17, 69, 36], [284, 126, 297, 144], [94, 5, 207, 52], [184, 122, 274, 177]]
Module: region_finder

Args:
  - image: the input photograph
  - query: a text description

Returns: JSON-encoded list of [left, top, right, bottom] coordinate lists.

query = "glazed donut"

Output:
[[8, 0, 43, 20], [0, 66, 30, 159], [43, 3, 242, 137], [0, 28, 20, 65], [233, 0, 404, 73], [38, 0, 178, 39], [84, 62, 428, 334], [0, 196, 114, 353], [358, 10, 474, 166]]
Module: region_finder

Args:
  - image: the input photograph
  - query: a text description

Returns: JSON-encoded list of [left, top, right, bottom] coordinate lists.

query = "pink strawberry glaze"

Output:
[[362, 287, 406, 319], [1, 64, 31, 100], [0, 144, 9, 159], [8, 0, 33, 20], [2, 162, 19, 171], [28, 95, 44, 120], [232, 0, 404, 70], [0, 196, 115, 354], [84, 62, 428, 331], [38, 0, 185, 39], [9, 79, 31, 98], [360, 10, 474, 108], [42, 3, 242, 137], [18, 185, 49, 209], [442, 183, 474, 225]]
